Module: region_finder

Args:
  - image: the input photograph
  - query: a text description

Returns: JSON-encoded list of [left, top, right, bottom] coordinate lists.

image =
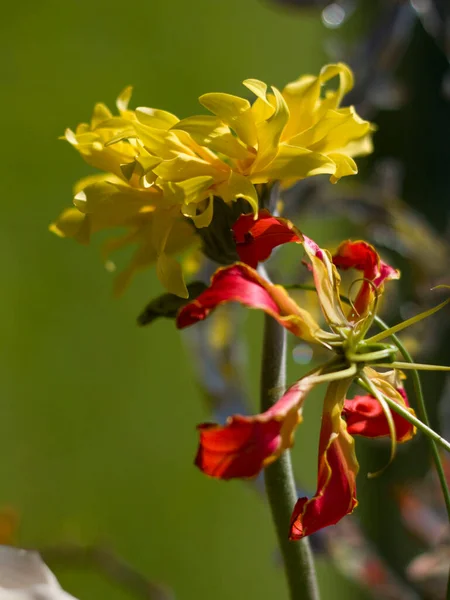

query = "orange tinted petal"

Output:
[[332, 240, 399, 316], [176, 264, 324, 343], [195, 375, 317, 479], [344, 388, 414, 443], [290, 378, 358, 539], [232, 210, 303, 268]]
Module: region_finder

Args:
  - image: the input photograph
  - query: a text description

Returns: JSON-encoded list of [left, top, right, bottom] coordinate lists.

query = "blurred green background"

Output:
[[0, 0, 365, 598]]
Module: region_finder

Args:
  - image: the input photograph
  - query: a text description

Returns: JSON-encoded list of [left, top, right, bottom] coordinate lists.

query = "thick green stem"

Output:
[[261, 313, 320, 600]]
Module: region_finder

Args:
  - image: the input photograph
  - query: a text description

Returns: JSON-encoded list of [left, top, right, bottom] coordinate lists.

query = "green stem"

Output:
[[373, 315, 450, 600], [261, 313, 320, 600]]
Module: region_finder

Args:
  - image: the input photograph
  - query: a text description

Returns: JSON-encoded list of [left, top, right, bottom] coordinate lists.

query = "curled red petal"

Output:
[[176, 263, 322, 342], [344, 388, 414, 443], [195, 376, 316, 479], [196, 417, 283, 479], [332, 240, 379, 279], [332, 240, 400, 316], [232, 210, 302, 268], [290, 378, 359, 540]]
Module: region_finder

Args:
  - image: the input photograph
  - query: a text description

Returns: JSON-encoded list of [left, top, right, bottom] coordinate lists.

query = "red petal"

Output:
[[232, 210, 302, 268], [195, 376, 316, 479], [344, 388, 414, 442], [290, 378, 359, 540], [332, 240, 379, 278], [176, 264, 322, 342], [332, 240, 399, 316]]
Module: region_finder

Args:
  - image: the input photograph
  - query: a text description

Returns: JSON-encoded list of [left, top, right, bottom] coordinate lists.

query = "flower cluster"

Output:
[[52, 63, 450, 543], [51, 64, 372, 298], [176, 211, 417, 539]]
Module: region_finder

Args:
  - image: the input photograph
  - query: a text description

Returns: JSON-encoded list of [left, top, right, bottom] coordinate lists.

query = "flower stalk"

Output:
[[261, 313, 320, 600]]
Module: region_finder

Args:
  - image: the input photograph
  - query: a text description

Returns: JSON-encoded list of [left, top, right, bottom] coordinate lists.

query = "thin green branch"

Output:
[[380, 361, 450, 372], [366, 298, 450, 344]]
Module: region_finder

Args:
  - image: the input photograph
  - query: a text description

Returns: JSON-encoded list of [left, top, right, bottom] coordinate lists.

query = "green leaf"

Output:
[[137, 281, 208, 326]]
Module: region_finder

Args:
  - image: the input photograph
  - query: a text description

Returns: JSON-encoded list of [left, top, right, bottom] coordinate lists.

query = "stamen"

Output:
[[347, 277, 380, 340]]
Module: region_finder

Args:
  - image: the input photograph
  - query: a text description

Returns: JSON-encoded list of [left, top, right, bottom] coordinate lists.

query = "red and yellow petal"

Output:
[[332, 240, 399, 316], [290, 378, 359, 540], [354, 368, 417, 442], [232, 210, 303, 268], [302, 235, 348, 327], [176, 263, 324, 343], [195, 375, 317, 479], [344, 387, 414, 443]]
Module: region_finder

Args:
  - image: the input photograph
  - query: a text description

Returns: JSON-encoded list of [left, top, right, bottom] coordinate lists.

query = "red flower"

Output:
[[177, 213, 415, 539]]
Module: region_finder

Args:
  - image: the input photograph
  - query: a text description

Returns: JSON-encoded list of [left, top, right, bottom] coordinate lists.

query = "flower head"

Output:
[[51, 64, 372, 297], [176, 212, 418, 539]]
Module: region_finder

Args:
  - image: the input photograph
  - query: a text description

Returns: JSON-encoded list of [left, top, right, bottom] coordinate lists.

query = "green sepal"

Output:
[[137, 281, 208, 326], [197, 197, 250, 264]]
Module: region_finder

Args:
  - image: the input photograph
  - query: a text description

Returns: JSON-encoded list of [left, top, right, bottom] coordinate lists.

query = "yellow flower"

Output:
[[51, 89, 199, 298], [51, 64, 372, 298], [171, 62, 372, 194]]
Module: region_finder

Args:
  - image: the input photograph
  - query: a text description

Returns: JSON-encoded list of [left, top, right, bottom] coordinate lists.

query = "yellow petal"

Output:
[[65, 126, 137, 178], [289, 108, 371, 154], [116, 86, 133, 113], [135, 152, 162, 173], [136, 106, 179, 129], [199, 92, 257, 147], [110, 215, 197, 296], [252, 145, 335, 183], [318, 62, 354, 106], [328, 153, 358, 183], [94, 117, 135, 132], [303, 240, 348, 327], [73, 181, 156, 224], [215, 171, 259, 214], [251, 86, 289, 174], [282, 75, 320, 140], [91, 103, 113, 128], [173, 116, 250, 160], [49, 208, 90, 244], [150, 207, 178, 255], [133, 123, 186, 159], [340, 133, 374, 158], [157, 253, 189, 298], [281, 63, 355, 142], [182, 195, 214, 228], [73, 173, 122, 194], [154, 153, 225, 182], [159, 175, 214, 206]]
